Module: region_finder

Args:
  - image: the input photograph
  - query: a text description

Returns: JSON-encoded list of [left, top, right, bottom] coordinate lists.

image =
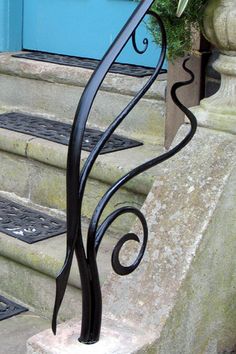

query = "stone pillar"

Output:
[[191, 0, 236, 134]]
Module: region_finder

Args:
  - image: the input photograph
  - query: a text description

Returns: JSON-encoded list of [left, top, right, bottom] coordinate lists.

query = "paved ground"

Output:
[[0, 311, 50, 354]]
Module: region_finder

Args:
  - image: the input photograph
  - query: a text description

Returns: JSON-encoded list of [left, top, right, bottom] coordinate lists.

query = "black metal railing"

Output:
[[52, 0, 197, 344]]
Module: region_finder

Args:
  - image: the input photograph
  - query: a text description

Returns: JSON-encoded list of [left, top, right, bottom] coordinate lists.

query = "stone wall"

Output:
[[155, 164, 236, 354]]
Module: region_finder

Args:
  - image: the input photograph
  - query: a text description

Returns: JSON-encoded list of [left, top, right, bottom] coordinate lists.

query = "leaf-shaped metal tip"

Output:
[[52, 306, 58, 335], [176, 0, 190, 17], [51, 254, 74, 336], [52, 321, 57, 335], [51, 268, 71, 337]]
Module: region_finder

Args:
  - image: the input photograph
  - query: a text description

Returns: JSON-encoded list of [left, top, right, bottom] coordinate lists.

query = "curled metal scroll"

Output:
[[52, 0, 197, 345], [131, 10, 155, 54], [95, 206, 148, 276], [132, 30, 149, 54]]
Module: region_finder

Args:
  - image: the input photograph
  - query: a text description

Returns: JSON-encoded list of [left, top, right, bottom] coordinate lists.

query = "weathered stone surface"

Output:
[[0, 192, 117, 321], [196, 0, 236, 135], [192, 54, 236, 135], [0, 255, 82, 321], [26, 317, 154, 354], [0, 53, 166, 100], [0, 127, 163, 196], [0, 151, 31, 198], [0, 214, 115, 290], [28, 158, 144, 231], [0, 120, 170, 231], [102, 126, 235, 337], [191, 103, 236, 135], [0, 57, 166, 144], [0, 109, 166, 203], [26, 126, 236, 353], [155, 163, 236, 353], [0, 143, 145, 232], [27, 137, 68, 170], [203, 0, 236, 55], [0, 310, 50, 354], [29, 161, 66, 211], [0, 127, 29, 156]]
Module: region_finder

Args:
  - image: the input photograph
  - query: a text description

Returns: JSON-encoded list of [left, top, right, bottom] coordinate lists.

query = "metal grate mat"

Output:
[[12, 51, 167, 78], [0, 112, 143, 154], [0, 295, 28, 321], [0, 197, 66, 244]]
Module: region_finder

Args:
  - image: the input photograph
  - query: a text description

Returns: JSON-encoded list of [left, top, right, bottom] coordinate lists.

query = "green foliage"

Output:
[[150, 0, 208, 60]]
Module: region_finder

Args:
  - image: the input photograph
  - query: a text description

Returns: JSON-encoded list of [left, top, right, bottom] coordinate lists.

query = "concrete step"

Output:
[[0, 52, 167, 145], [0, 302, 50, 354], [0, 193, 116, 321], [0, 115, 165, 231]]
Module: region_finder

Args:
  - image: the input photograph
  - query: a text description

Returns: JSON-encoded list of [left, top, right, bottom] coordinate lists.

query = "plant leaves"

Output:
[[176, 0, 190, 17]]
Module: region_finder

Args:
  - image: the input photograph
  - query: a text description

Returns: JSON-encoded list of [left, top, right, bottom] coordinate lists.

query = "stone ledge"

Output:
[[191, 105, 236, 135]]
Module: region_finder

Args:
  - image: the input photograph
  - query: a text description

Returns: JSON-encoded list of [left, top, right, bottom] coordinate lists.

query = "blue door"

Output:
[[23, 0, 164, 67], [0, 0, 23, 52]]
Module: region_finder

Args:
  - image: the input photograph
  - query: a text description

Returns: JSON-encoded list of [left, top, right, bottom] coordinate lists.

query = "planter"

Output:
[[192, 0, 236, 134]]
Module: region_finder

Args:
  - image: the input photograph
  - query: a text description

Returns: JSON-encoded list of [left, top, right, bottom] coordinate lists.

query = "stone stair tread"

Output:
[[0, 52, 167, 100], [13, 51, 164, 78], [0, 111, 143, 154], [0, 52, 166, 144], [0, 229, 115, 290], [0, 310, 50, 354], [0, 119, 165, 195], [0, 195, 117, 289]]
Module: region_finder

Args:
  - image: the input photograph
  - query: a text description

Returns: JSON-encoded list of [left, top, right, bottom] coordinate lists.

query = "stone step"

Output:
[[0, 50, 166, 325], [0, 52, 167, 145], [0, 193, 116, 321], [0, 115, 164, 231], [0, 301, 50, 354]]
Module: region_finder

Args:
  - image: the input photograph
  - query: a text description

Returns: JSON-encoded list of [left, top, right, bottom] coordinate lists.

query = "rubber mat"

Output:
[[0, 197, 66, 244], [0, 112, 143, 154], [0, 295, 28, 321], [12, 51, 167, 77]]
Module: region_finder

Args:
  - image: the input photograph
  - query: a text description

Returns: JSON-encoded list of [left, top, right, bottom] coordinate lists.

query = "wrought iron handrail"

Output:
[[52, 0, 197, 344]]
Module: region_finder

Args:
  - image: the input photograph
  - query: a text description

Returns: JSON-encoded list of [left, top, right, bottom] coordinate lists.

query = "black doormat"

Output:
[[0, 295, 28, 321], [0, 112, 143, 154], [0, 197, 66, 244], [12, 51, 166, 78]]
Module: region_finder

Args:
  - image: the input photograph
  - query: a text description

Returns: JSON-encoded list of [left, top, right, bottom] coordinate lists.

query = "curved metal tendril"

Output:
[[95, 206, 148, 276], [131, 10, 156, 54], [52, 0, 197, 345], [132, 30, 149, 54]]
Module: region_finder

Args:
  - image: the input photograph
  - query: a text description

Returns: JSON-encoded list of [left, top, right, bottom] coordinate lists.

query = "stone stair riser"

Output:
[[0, 150, 144, 232], [0, 255, 82, 322]]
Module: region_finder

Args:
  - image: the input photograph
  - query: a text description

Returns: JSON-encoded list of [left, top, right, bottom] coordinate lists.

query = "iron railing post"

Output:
[[52, 0, 197, 344]]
